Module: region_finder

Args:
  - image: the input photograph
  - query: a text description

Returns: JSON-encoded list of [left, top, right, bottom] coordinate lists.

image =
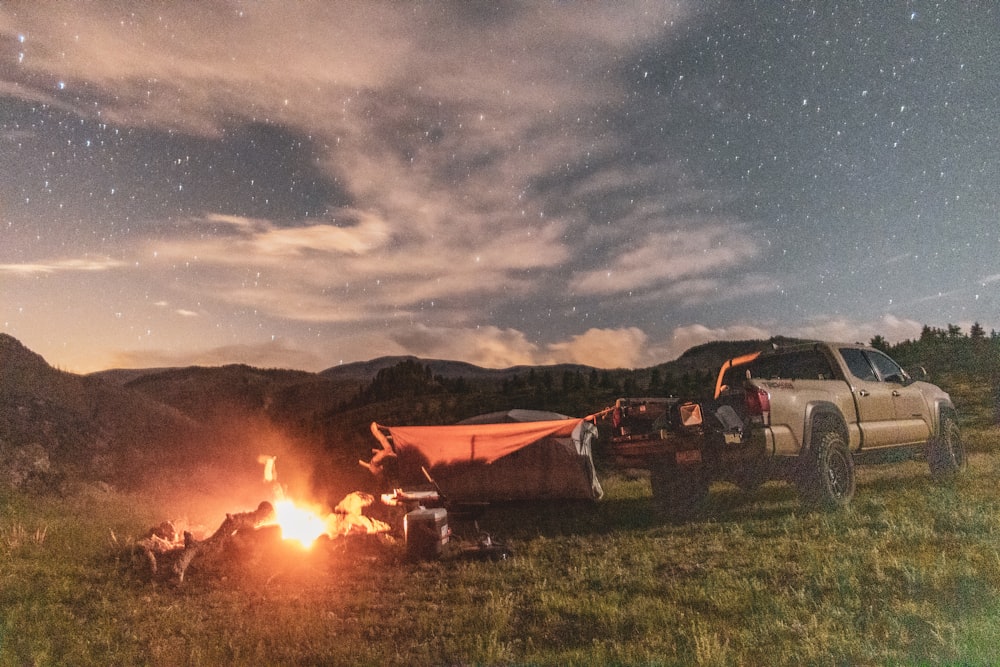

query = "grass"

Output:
[[2, 430, 1000, 666]]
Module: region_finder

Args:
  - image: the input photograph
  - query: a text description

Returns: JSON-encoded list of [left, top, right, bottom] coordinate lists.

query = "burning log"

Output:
[[132, 492, 393, 584], [173, 501, 276, 583], [134, 501, 276, 584], [131, 456, 394, 583]]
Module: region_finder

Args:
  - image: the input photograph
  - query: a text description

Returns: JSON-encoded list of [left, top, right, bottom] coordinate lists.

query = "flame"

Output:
[[258, 454, 277, 482], [258, 454, 389, 549], [271, 498, 330, 548]]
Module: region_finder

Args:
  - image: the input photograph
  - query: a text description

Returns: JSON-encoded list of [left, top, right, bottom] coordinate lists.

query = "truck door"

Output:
[[864, 349, 933, 445], [838, 347, 899, 448]]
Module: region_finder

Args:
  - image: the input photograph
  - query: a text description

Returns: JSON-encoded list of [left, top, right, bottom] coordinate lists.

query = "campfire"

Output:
[[130, 451, 514, 584], [258, 455, 390, 549], [134, 455, 391, 583]]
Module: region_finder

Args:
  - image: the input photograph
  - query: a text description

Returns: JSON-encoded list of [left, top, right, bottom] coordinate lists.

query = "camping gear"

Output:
[[403, 506, 449, 560], [369, 412, 603, 503]]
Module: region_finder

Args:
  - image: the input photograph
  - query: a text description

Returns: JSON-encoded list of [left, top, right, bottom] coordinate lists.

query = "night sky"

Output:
[[2, 2, 997, 373]]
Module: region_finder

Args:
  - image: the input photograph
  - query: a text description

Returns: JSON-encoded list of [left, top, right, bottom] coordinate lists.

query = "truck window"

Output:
[[748, 350, 834, 381], [839, 348, 878, 382], [865, 349, 906, 382]]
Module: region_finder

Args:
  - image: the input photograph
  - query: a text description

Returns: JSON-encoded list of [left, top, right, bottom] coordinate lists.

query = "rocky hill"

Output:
[[0, 334, 202, 492]]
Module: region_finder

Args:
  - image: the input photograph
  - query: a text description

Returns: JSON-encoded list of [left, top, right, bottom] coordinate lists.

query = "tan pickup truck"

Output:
[[610, 342, 965, 519]]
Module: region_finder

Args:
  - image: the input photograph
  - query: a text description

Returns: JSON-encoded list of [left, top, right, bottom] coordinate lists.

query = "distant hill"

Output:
[[0, 335, 386, 498], [320, 355, 600, 382], [88, 367, 179, 385], [122, 364, 331, 421]]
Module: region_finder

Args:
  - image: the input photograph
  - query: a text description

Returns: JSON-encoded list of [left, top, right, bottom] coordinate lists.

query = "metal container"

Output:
[[404, 506, 448, 560]]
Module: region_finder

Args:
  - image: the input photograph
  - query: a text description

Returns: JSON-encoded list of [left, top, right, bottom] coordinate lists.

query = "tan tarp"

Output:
[[381, 418, 583, 466]]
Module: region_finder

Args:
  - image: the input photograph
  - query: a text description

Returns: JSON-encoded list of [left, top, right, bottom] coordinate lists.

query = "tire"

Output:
[[649, 462, 709, 522], [927, 412, 966, 479], [797, 429, 855, 511]]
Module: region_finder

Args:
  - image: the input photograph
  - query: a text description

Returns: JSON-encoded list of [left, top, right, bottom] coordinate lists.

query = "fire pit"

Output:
[[128, 454, 512, 584], [131, 455, 393, 583]]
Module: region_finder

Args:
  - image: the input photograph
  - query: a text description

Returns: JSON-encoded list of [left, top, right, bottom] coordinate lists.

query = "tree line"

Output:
[[873, 322, 1000, 381]]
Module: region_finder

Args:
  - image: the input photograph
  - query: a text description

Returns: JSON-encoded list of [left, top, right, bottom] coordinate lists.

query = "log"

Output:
[[173, 501, 276, 582], [134, 501, 275, 584], [134, 520, 182, 577]]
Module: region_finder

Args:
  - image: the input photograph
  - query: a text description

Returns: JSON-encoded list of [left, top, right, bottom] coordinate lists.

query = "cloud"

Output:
[[387, 324, 675, 370], [571, 222, 762, 295], [144, 210, 572, 325], [655, 315, 926, 366], [389, 324, 539, 368], [249, 220, 391, 257], [545, 327, 649, 369], [7, 2, 991, 377], [4, 3, 689, 137], [159, 212, 391, 260], [633, 273, 780, 307], [3, 2, 716, 358], [790, 315, 924, 346], [0, 257, 127, 275], [656, 323, 773, 362]]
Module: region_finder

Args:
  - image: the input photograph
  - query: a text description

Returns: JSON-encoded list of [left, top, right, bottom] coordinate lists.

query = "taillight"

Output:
[[745, 385, 770, 423]]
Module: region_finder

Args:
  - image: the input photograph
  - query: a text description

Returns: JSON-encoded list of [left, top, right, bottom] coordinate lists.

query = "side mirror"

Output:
[[906, 366, 928, 382]]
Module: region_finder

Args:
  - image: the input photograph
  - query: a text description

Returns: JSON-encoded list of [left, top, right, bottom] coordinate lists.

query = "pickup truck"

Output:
[[609, 342, 965, 519]]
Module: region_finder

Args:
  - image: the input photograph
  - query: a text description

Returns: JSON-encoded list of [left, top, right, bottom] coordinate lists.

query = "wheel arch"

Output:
[[934, 399, 958, 434], [802, 401, 849, 452]]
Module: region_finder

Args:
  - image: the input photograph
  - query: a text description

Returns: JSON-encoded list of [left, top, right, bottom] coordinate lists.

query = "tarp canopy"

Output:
[[457, 409, 570, 425], [371, 414, 603, 501], [383, 418, 583, 467]]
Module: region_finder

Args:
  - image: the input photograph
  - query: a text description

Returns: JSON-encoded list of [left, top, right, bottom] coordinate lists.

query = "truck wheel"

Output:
[[797, 430, 855, 511], [927, 413, 966, 479], [649, 463, 709, 522]]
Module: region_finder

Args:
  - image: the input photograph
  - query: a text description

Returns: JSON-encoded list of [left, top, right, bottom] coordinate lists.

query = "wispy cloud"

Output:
[[0, 257, 127, 275], [571, 223, 762, 296], [145, 210, 572, 325]]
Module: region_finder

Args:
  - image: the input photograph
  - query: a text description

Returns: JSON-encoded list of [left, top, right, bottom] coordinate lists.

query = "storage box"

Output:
[[404, 507, 449, 560]]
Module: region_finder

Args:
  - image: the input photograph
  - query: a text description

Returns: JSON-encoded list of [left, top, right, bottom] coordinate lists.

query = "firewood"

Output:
[[133, 501, 276, 583], [172, 501, 276, 582]]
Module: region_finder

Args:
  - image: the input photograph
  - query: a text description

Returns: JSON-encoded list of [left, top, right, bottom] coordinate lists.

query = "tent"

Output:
[[370, 411, 603, 502]]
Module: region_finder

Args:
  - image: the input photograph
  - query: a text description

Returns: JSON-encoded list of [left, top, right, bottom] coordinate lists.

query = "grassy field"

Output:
[[2, 427, 999, 666]]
